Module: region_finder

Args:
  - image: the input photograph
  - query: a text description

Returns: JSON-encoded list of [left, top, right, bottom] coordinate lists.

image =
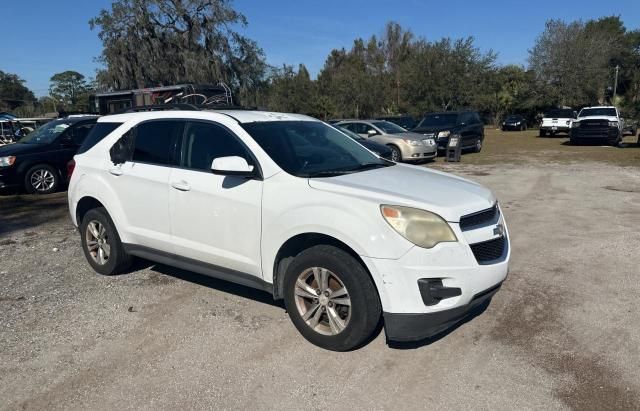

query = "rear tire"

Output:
[[24, 164, 59, 194], [80, 208, 132, 275], [283, 245, 381, 351], [539, 129, 547, 137]]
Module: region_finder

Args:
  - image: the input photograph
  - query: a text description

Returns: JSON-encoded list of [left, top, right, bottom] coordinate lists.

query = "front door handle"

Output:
[[108, 168, 123, 176], [171, 181, 191, 192]]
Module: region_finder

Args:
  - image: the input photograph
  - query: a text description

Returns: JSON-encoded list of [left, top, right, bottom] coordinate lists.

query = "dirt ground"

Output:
[[1, 130, 639, 410]]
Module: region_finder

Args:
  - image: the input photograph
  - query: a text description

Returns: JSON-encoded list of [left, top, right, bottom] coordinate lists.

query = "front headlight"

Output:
[[571, 121, 580, 128], [381, 205, 457, 249], [404, 139, 423, 146], [437, 130, 451, 138], [0, 156, 16, 167], [609, 121, 618, 127]]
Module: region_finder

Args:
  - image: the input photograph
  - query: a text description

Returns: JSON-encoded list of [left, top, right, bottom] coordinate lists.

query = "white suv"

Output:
[[68, 109, 510, 351]]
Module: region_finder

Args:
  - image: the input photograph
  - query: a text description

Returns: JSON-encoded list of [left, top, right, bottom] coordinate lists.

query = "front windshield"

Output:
[[371, 121, 406, 134], [242, 121, 391, 178], [18, 120, 71, 144], [579, 108, 617, 117], [418, 113, 458, 127], [506, 115, 521, 121]]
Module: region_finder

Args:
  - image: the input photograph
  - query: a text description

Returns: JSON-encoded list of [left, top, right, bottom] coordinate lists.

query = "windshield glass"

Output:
[[18, 120, 72, 144], [505, 115, 521, 121], [371, 121, 406, 134], [579, 108, 617, 117], [242, 121, 391, 178], [546, 109, 574, 118], [418, 113, 458, 127]]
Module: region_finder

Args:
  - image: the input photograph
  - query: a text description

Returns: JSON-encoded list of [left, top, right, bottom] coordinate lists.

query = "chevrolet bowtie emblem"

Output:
[[494, 224, 505, 237]]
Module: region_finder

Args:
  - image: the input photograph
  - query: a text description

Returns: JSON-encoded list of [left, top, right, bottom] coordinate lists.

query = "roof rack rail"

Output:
[[121, 103, 200, 113]]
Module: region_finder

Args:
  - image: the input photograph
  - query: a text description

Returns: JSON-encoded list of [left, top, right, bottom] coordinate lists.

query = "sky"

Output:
[[2, 0, 639, 96]]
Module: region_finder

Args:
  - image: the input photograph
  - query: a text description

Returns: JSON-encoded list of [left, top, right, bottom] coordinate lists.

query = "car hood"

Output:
[[308, 164, 495, 222], [393, 131, 433, 140], [576, 116, 618, 121], [0, 142, 47, 156]]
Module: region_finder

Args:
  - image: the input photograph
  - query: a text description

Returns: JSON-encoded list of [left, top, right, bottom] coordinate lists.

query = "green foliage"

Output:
[[49, 71, 93, 111], [90, 0, 267, 102], [0, 71, 36, 111]]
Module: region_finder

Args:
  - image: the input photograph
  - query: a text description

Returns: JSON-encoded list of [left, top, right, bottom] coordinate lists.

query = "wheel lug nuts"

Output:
[[324, 291, 330, 297], [316, 289, 321, 295], [328, 302, 333, 307], [321, 306, 326, 312]]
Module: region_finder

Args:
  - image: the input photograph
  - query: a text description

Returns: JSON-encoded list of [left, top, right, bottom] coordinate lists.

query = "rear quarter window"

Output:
[[77, 122, 123, 154]]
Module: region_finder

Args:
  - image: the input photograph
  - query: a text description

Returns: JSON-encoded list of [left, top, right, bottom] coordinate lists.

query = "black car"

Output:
[[412, 111, 484, 152], [334, 125, 393, 160], [0, 116, 99, 194], [501, 114, 527, 131], [375, 115, 416, 130]]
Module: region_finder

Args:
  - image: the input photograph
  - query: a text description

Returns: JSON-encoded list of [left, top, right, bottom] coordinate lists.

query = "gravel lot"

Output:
[[1, 131, 639, 410]]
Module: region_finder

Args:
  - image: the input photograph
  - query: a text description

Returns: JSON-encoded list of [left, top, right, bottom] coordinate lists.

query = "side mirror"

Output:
[[367, 129, 378, 137], [211, 156, 255, 177]]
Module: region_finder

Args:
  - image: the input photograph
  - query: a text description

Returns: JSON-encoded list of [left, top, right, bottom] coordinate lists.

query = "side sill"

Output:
[[123, 243, 274, 294]]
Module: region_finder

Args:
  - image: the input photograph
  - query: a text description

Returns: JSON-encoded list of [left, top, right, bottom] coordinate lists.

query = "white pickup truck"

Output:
[[539, 108, 577, 136], [570, 106, 624, 146]]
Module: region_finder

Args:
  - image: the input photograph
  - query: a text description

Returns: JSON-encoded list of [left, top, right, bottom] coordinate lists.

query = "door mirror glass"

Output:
[[367, 129, 378, 136], [211, 156, 255, 177]]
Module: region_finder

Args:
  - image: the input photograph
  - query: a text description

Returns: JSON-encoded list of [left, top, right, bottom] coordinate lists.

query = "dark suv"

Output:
[[412, 111, 484, 152], [0, 116, 99, 194]]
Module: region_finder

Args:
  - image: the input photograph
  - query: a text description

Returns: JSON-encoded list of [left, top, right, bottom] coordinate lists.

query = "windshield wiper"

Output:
[[305, 170, 352, 178], [344, 162, 392, 172]]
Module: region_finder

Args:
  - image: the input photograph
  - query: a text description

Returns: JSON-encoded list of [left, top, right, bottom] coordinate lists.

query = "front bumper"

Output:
[[361, 210, 510, 341], [570, 126, 619, 141], [384, 282, 502, 341], [502, 124, 523, 130], [401, 143, 437, 161], [540, 125, 570, 132], [0, 168, 19, 189]]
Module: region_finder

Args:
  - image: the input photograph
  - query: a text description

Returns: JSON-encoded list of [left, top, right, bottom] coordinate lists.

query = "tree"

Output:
[[49, 71, 92, 111], [0, 71, 36, 111], [90, 0, 267, 102]]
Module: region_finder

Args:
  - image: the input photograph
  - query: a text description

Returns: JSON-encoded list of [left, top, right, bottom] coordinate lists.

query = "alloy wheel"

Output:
[[30, 169, 55, 192], [85, 220, 110, 265], [294, 267, 352, 335]]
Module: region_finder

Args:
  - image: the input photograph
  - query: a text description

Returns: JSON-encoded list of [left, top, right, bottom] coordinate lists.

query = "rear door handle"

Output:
[[171, 181, 191, 192], [108, 168, 123, 176]]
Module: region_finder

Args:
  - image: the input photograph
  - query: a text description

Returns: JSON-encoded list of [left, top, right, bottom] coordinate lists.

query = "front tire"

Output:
[[474, 138, 483, 153], [388, 145, 402, 162], [80, 208, 132, 275], [24, 164, 59, 194], [283, 245, 381, 351]]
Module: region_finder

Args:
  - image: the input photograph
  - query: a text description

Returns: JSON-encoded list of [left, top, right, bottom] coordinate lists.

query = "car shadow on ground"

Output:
[[560, 140, 640, 148], [0, 192, 69, 237], [386, 299, 492, 350], [146, 261, 285, 309]]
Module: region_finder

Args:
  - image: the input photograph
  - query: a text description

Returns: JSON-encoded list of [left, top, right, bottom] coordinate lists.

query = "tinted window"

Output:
[[77, 122, 122, 154], [418, 114, 458, 127], [70, 123, 96, 146], [181, 121, 252, 171], [132, 121, 183, 165], [546, 109, 574, 118]]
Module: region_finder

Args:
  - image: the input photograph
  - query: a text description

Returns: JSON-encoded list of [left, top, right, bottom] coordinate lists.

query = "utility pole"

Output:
[[613, 65, 620, 103]]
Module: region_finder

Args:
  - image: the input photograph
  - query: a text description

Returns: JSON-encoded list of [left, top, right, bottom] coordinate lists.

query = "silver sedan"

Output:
[[336, 120, 437, 162]]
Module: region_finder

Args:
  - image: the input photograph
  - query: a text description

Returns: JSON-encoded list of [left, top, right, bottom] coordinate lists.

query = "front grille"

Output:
[[470, 236, 507, 265], [459, 204, 499, 231]]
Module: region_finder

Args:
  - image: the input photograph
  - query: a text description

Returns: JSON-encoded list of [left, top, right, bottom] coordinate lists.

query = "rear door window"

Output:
[[132, 120, 183, 166], [77, 122, 121, 154]]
